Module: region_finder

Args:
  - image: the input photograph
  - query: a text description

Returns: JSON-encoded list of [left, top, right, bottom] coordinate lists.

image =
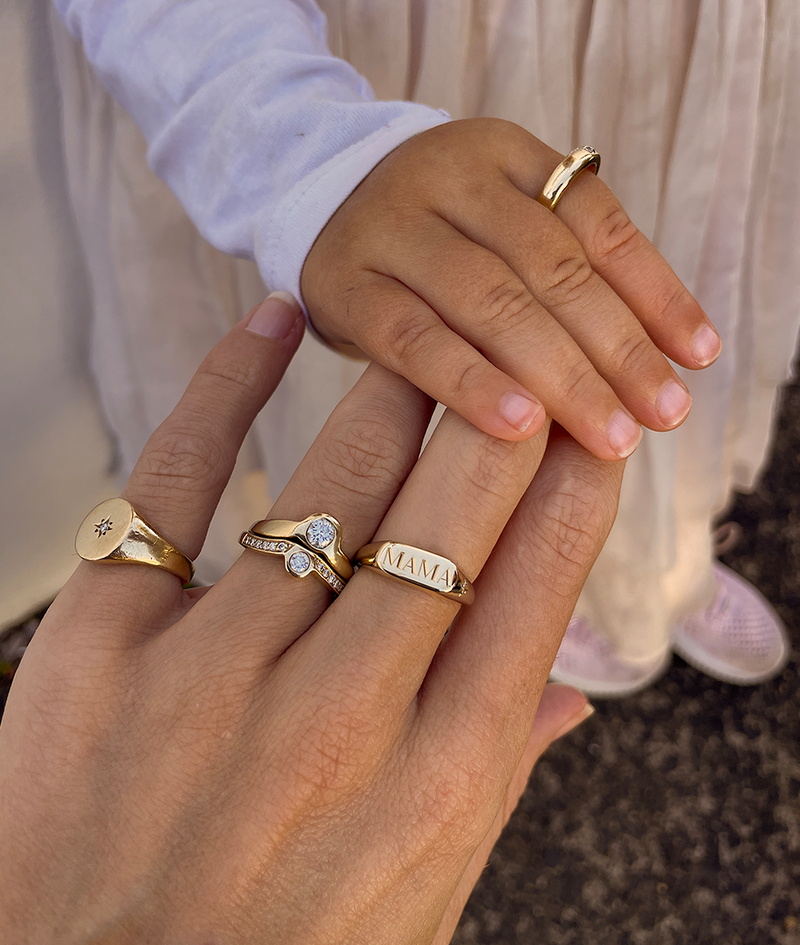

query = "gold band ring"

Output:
[[250, 513, 354, 580], [75, 497, 194, 585], [354, 541, 475, 605], [240, 530, 347, 594], [536, 146, 601, 212]]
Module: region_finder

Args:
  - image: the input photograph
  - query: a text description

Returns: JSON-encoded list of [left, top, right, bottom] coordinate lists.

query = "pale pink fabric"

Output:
[[1, 0, 797, 659], [318, 0, 800, 660]]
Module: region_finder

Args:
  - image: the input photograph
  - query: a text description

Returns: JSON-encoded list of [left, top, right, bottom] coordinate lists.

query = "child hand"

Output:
[[301, 119, 721, 460]]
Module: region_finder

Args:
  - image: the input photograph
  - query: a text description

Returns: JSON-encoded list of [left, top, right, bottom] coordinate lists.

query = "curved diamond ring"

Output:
[[239, 530, 347, 595], [249, 513, 353, 581]]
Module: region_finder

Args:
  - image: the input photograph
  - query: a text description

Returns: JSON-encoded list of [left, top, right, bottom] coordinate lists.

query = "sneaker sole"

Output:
[[548, 651, 672, 699]]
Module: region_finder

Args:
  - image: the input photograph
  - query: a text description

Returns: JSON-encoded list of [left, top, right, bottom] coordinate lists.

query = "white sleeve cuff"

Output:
[[259, 107, 451, 314]]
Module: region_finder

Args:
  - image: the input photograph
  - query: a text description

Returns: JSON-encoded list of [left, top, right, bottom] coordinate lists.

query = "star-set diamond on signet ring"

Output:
[[239, 513, 352, 594]]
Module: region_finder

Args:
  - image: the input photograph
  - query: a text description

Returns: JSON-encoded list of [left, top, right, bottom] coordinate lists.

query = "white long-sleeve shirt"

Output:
[[53, 0, 450, 305]]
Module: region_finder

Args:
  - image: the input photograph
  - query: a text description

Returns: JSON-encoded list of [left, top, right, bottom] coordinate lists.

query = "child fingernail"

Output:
[[246, 291, 301, 339], [500, 392, 544, 434], [691, 325, 722, 366], [606, 409, 642, 457], [656, 380, 692, 427]]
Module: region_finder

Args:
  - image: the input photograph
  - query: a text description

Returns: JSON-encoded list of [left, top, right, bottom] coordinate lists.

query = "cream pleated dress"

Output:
[[2, 0, 798, 666]]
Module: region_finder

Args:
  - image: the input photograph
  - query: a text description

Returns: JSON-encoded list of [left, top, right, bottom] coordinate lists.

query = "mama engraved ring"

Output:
[[536, 146, 601, 212], [75, 497, 194, 585], [354, 541, 475, 605]]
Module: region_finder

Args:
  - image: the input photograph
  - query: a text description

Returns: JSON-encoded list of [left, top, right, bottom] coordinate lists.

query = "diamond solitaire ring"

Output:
[[75, 497, 194, 584], [354, 541, 475, 605], [239, 530, 347, 594], [249, 513, 353, 581]]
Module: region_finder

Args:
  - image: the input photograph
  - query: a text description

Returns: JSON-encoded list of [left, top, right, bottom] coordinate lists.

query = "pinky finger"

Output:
[[351, 275, 546, 440]]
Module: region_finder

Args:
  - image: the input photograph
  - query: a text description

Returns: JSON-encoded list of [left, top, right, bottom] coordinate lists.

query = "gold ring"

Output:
[[250, 513, 354, 580], [240, 530, 347, 594], [75, 497, 194, 584], [354, 541, 475, 605], [536, 146, 601, 212]]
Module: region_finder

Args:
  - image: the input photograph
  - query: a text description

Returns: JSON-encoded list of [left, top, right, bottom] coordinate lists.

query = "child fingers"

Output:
[[510, 151, 721, 370], [378, 229, 645, 460], [427, 184, 693, 433], [350, 275, 546, 441]]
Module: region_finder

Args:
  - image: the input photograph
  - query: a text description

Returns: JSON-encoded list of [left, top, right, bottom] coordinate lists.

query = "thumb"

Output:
[[431, 684, 594, 945]]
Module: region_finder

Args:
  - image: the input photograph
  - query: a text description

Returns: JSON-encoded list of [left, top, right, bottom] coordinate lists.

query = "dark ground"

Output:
[[452, 367, 800, 945], [2, 374, 798, 945]]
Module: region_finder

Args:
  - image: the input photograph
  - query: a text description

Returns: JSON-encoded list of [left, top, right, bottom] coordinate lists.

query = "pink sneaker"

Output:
[[550, 616, 671, 698], [672, 564, 790, 685]]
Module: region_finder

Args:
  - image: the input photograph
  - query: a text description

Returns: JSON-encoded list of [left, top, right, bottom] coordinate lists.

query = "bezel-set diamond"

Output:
[[306, 517, 336, 550], [287, 551, 312, 575]]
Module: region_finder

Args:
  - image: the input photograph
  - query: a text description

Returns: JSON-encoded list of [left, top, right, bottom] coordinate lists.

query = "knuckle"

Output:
[[137, 428, 223, 495], [558, 357, 599, 405], [543, 254, 595, 306], [532, 469, 618, 591], [591, 207, 641, 264], [447, 355, 490, 403], [611, 332, 658, 378], [651, 281, 694, 329], [314, 414, 406, 499], [454, 434, 526, 504], [382, 315, 438, 369], [478, 280, 539, 335]]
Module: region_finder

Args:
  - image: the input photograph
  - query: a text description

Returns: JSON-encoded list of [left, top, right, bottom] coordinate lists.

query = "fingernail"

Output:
[[606, 409, 642, 457], [499, 392, 544, 434], [655, 380, 692, 427], [245, 291, 301, 339], [691, 325, 722, 366], [553, 703, 595, 741]]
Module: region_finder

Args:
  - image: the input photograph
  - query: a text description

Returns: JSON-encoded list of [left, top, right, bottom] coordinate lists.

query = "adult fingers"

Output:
[[71, 293, 304, 626], [193, 363, 436, 659], [430, 685, 594, 945], [419, 426, 623, 768], [301, 408, 551, 714]]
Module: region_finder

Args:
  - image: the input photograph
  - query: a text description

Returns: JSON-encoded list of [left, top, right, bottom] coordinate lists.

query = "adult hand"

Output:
[[0, 292, 621, 943], [301, 118, 721, 460]]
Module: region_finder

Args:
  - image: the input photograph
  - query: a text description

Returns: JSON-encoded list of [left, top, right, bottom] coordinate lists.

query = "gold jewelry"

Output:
[[239, 530, 347, 594], [536, 146, 601, 212], [250, 513, 354, 581], [75, 497, 194, 584], [354, 541, 475, 605]]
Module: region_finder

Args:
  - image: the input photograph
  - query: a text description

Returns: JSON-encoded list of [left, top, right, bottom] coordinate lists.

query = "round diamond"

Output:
[[288, 551, 312, 575], [306, 517, 336, 550]]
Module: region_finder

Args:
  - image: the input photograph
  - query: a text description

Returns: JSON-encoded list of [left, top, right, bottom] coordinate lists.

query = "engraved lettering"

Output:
[[380, 545, 404, 571]]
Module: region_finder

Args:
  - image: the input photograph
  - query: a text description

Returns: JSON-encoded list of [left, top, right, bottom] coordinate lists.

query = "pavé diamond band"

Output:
[[249, 513, 354, 580], [354, 541, 475, 605], [536, 146, 601, 212], [75, 497, 194, 585], [239, 530, 347, 594]]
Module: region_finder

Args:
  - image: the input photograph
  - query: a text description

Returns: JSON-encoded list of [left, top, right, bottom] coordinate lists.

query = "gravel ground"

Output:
[[2, 371, 798, 945], [453, 366, 800, 945]]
